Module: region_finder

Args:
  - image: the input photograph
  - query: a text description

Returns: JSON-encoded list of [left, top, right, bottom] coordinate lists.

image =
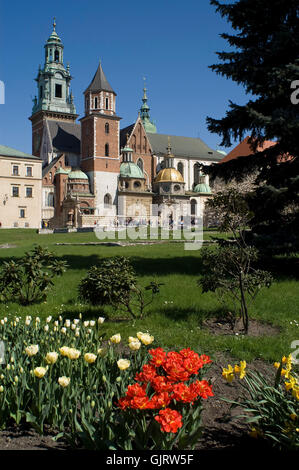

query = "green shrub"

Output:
[[0, 245, 67, 305], [78, 256, 163, 319]]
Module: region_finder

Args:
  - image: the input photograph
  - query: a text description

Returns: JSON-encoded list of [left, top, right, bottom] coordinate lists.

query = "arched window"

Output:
[[104, 193, 112, 208], [105, 143, 109, 157], [94, 97, 98, 109], [137, 158, 144, 173], [105, 97, 109, 110], [48, 193, 54, 207], [143, 136, 147, 153], [178, 162, 184, 178], [193, 163, 201, 186], [54, 50, 59, 62], [190, 199, 197, 216], [105, 123, 109, 134]]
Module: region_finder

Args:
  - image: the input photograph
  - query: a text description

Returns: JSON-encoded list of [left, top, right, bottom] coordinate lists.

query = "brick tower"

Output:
[[29, 19, 78, 159], [80, 61, 121, 217]]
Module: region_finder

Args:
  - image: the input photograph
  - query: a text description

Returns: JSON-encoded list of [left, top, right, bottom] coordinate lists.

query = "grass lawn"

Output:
[[0, 228, 298, 363]]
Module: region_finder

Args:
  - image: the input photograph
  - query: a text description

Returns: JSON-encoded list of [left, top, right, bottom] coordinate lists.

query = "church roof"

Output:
[[0, 144, 41, 160], [47, 121, 81, 154], [147, 133, 224, 161], [219, 136, 277, 164], [84, 62, 116, 95]]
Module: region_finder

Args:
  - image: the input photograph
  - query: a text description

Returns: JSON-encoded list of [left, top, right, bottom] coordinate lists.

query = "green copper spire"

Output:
[[140, 78, 157, 134], [32, 19, 76, 116]]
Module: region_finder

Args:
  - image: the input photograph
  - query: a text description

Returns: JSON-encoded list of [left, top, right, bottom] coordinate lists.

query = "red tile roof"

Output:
[[219, 136, 276, 163]]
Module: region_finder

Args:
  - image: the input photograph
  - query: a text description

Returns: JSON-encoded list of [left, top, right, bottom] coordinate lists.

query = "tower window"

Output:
[[39, 86, 43, 99], [54, 50, 59, 62], [137, 158, 144, 173], [55, 84, 62, 98], [105, 123, 109, 134], [105, 97, 109, 109], [178, 162, 184, 178], [104, 193, 112, 208], [94, 97, 98, 109], [105, 143, 109, 157]]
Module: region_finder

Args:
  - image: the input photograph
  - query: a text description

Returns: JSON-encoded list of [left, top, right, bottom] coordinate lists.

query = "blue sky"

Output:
[[0, 0, 247, 155]]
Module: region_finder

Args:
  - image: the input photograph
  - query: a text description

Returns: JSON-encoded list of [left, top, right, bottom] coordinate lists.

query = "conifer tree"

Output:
[[205, 0, 299, 251]]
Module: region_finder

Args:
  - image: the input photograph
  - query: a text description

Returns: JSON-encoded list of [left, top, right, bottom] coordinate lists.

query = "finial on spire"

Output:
[[167, 136, 172, 154], [53, 17, 56, 31]]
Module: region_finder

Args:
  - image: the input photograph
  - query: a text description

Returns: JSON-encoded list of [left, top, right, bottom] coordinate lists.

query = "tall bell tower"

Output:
[[80, 61, 121, 217], [29, 19, 78, 157]]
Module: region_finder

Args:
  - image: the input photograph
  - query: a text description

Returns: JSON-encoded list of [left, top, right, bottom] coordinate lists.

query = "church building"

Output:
[[29, 21, 224, 229]]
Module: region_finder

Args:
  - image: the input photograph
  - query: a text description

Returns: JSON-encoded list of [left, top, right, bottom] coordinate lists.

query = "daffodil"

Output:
[[234, 360, 246, 379], [222, 364, 234, 382]]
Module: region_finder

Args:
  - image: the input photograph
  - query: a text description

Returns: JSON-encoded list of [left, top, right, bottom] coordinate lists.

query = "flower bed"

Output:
[[0, 315, 213, 450]]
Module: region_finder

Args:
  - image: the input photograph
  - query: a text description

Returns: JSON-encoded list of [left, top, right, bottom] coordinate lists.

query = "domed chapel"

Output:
[[29, 20, 223, 229]]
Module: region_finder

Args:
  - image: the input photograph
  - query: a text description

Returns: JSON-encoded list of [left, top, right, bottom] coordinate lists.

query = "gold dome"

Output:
[[154, 168, 184, 183]]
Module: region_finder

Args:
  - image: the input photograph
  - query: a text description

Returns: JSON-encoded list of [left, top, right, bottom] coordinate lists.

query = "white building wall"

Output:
[[88, 170, 118, 216]]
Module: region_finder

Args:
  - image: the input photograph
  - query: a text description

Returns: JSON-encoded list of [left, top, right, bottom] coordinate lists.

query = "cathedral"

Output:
[[29, 20, 224, 230]]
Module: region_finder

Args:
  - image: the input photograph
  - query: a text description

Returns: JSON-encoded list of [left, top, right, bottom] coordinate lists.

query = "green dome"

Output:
[[120, 162, 144, 179], [193, 183, 211, 193], [68, 169, 89, 180]]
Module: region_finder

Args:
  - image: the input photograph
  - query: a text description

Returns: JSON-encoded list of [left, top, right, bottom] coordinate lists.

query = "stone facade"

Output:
[[0, 147, 42, 228]]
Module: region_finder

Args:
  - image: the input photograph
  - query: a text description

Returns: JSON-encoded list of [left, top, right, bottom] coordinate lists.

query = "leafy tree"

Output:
[[204, 0, 299, 251], [78, 256, 163, 319], [0, 245, 67, 305], [198, 189, 273, 333]]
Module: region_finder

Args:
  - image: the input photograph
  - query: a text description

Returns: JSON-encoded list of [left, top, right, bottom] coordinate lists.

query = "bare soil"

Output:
[[203, 317, 280, 336]]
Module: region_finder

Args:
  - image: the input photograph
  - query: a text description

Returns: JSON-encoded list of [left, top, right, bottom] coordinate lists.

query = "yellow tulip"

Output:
[[84, 353, 97, 364], [59, 346, 71, 357], [58, 376, 70, 387], [45, 352, 58, 364], [129, 340, 141, 351], [67, 348, 81, 360], [139, 333, 154, 345], [25, 345, 39, 356], [110, 334, 121, 344], [117, 359, 130, 370], [33, 367, 47, 378]]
